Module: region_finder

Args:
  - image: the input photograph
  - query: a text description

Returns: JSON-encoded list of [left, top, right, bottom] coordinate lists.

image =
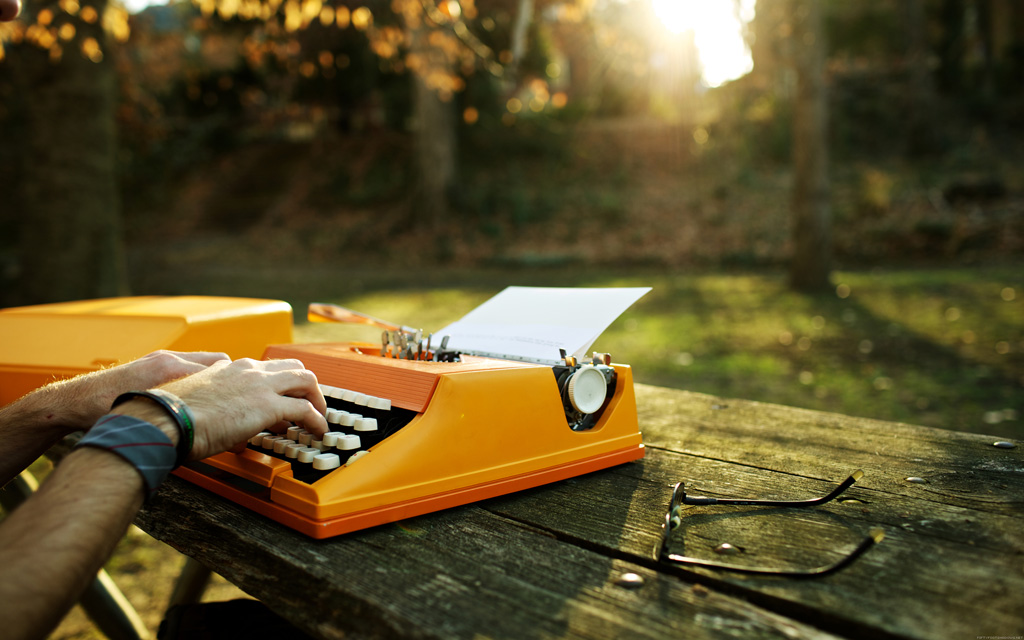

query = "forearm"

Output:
[[0, 352, 228, 487], [0, 383, 81, 486], [0, 357, 327, 639], [0, 449, 145, 640], [0, 401, 178, 640]]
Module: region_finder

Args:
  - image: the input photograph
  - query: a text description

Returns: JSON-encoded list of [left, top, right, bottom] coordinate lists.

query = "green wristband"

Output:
[[112, 389, 195, 467]]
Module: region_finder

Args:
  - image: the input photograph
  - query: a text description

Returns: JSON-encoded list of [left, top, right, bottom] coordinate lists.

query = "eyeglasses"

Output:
[[654, 470, 884, 578]]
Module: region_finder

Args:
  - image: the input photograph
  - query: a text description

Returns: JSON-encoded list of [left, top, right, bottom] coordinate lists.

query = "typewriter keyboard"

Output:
[[245, 384, 418, 484]]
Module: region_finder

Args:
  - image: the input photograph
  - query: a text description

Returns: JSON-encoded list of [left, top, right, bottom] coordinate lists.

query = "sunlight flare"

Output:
[[651, 0, 755, 87]]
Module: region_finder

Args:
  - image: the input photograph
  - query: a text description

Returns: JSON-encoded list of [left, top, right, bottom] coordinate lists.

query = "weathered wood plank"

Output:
[[134, 386, 1024, 640], [480, 447, 1024, 640], [634, 385, 1024, 515], [473, 387, 1024, 640], [137, 478, 843, 640]]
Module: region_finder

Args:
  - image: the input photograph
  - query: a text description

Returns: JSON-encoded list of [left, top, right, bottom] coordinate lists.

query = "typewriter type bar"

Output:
[[174, 342, 645, 538]]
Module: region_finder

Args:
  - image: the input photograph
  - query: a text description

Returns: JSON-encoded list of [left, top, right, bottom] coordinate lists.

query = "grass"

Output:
[[143, 263, 1024, 440]]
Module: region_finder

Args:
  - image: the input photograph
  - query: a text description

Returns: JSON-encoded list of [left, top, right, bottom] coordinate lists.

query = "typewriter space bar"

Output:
[[201, 449, 293, 487]]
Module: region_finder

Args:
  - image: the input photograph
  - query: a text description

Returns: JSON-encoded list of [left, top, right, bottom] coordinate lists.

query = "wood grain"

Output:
[[136, 386, 1024, 640]]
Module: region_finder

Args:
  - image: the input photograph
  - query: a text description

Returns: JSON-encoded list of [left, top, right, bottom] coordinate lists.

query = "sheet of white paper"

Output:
[[436, 286, 650, 363]]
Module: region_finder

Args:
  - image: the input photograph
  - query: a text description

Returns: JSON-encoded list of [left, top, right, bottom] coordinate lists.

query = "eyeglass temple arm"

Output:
[[682, 470, 864, 507], [662, 527, 884, 578]]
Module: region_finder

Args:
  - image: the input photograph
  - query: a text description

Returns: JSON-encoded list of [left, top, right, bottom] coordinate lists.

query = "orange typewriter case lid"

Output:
[[0, 296, 293, 405]]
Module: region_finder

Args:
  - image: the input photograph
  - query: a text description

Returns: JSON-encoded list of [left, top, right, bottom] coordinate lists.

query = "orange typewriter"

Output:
[[0, 287, 649, 538]]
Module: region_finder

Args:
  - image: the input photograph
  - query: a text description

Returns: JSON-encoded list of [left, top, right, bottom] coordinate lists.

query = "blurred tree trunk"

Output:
[[552, 18, 592, 101], [409, 15, 456, 231], [9, 0, 127, 305], [509, 0, 534, 81], [905, 0, 939, 155], [788, 0, 831, 293], [938, 0, 965, 94]]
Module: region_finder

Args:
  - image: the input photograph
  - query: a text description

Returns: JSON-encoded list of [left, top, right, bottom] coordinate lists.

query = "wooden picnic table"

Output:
[[135, 384, 1024, 640]]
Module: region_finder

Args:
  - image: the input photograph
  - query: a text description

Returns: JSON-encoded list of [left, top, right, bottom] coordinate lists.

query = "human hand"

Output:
[[157, 358, 328, 460], [0, 0, 20, 21], [51, 350, 229, 432]]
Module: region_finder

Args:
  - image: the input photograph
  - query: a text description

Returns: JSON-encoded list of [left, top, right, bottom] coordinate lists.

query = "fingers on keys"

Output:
[[278, 395, 328, 435]]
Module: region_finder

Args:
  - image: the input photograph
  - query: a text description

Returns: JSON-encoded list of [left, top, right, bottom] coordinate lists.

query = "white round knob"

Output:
[[346, 450, 369, 466], [567, 366, 607, 414]]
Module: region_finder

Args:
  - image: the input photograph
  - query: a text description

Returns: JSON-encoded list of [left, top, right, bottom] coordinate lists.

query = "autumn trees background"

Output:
[[1, 0, 1022, 306]]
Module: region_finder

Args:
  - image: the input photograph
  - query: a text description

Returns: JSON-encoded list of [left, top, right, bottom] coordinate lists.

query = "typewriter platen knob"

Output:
[[566, 365, 608, 414]]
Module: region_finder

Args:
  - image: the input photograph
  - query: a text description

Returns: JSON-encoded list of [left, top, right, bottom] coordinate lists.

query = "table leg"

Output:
[[166, 557, 212, 610]]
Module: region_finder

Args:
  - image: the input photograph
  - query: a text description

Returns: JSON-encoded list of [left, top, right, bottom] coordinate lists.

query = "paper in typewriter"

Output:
[[436, 286, 650, 364]]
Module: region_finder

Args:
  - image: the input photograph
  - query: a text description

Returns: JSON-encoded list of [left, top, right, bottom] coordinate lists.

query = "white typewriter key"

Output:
[[297, 447, 319, 463], [261, 436, 283, 450], [325, 409, 342, 424], [274, 439, 296, 454], [341, 389, 357, 403], [339, 412, 356, 427], [313, 453, 341, 471], [329, 387, 348, 400], [322, 432, 340, 447], [285, 443, 304, 459], [287, 426, 303, 440], [353, 392, 369, 406], [318, 384, 331, 396], [311, 440, 324, 451], [345, 450, 369, 466], [354, 417, 378, 432], [368, 397, 392, 411], [298, 432, 313, 445], [249, 431, 272, 446], [337, 434, 361, 450], [567, 366, 608, 414]]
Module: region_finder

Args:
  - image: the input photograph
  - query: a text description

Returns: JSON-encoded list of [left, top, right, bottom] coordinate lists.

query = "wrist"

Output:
[[74, 414, 178, 496], [43, 369, 124, 431], [109, 399, 180, 447], [112, 390, 194, 466]]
